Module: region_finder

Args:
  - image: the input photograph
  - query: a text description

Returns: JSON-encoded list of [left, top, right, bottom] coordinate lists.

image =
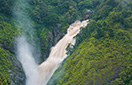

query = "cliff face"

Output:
[[0, 47, 26, 85]]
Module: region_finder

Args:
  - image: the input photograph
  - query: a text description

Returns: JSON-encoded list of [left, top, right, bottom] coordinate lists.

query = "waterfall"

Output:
[[13, 0, 39, 85], [15, 19, 88, 85], [38, 20, 89, 85], [16, 36, 39, 85], [15, 19, 89, 85], [13, 0, 89, 84]]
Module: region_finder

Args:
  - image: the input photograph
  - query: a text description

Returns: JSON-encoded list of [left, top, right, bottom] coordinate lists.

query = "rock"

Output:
[[8, 54, 26, 85], [0, 44, 3, 47], [86, 10, 93, 14]]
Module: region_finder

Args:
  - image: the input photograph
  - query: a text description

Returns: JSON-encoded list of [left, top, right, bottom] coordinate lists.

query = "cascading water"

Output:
[[16, 36, 39, 85], [13, 0, 40, 85], [13, 0, 89, 85], [38, 20, 89, 85]]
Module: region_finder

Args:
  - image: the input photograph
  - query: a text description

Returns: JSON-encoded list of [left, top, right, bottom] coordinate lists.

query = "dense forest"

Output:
[[0, 0, 132, 85]]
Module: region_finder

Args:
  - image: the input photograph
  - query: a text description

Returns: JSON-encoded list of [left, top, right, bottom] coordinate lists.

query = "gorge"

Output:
[[16, 19, 89, 85], [0, 0, 132, 85]]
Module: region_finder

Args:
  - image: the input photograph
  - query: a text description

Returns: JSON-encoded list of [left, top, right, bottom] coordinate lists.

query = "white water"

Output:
[[16, 19, 89, 85], [16, 36, 39, 85], [38, 20, 89, 85]]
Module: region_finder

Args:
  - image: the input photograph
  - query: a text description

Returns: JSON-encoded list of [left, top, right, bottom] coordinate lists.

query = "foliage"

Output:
[[56, 28, 132, 84], [49, 0, 132, 84], [0, 15, 16, 51], [0, 47, 15, 85], [61, 6, 80, 24], [0, 0, 16, 17], [58, 31, 132, 85], [0, 0, 132, 84]]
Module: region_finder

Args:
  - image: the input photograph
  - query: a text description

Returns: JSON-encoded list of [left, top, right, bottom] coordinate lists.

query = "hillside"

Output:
[[49, 0, 132, 85], [0, 0, 132, 85]]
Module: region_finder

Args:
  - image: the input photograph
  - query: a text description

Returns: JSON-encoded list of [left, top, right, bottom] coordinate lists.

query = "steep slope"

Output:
[[0, 15, 25, 85], [1, 0, 132, 85], [58, 33, 132, 84], [0, 0, 101, 84], [49, 0, 132, 84]]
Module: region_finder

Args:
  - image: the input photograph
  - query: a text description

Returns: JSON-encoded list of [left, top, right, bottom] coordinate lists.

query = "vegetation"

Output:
[[0, 0, 132, 84], [49, 0, 132, 85], [0, 14, 16, 84]]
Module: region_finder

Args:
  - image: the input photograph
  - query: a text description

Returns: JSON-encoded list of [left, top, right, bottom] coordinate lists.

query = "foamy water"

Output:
[[38, 20, 89, 85], [16, 20, 89, 85], [16, 37, 39, 85]]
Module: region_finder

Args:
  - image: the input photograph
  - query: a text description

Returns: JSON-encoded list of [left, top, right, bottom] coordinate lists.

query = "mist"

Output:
[[13, 0, 89, 85], [13, 0, 41, 63], [13, 0, 40, 85], [16, 36, 38, 85]]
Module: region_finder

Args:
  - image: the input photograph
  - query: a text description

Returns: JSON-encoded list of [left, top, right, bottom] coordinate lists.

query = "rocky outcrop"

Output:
[[9, 54, 26, 85]]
